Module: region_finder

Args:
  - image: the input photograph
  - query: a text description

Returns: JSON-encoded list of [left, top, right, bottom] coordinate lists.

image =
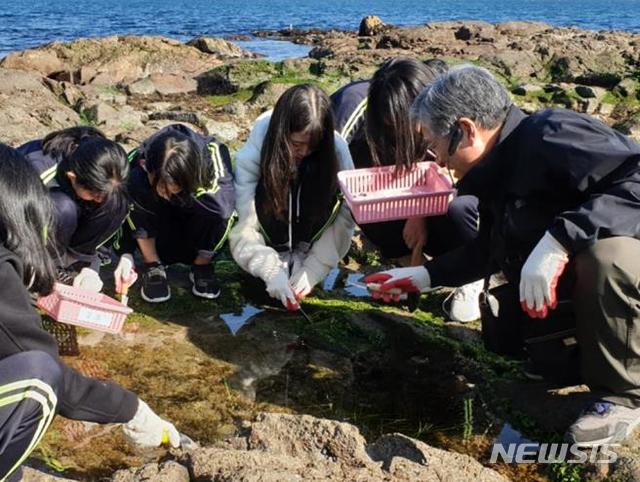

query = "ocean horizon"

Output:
[[1, 0, 640, 61]]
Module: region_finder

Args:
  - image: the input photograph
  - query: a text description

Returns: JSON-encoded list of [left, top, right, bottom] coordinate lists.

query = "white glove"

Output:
[[519, 231, 569, 319], [114, 254, 138, 294], [72, 268, 104, 293], [364, 266, 431, 303], [265, 269, 299, 310], [123, 399, 180, 448], [290, 255, 326, 299]]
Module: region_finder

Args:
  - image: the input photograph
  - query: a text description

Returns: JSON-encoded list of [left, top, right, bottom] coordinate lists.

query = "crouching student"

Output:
[[120, 124, 235, 303], [0, 145, 183, 482], [229, 84, 355, 309], [330, 58, 482, 322], [17, 127, 130, 293]]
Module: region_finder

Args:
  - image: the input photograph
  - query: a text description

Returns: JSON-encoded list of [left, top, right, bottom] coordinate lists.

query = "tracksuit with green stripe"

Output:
[[122, 125, 235, 264], [0, 245, 137, 480], [16, 140, 128, 267]]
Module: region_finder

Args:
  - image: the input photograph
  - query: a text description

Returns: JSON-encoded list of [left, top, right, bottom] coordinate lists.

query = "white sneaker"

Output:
[[444, 279, 484, 322]]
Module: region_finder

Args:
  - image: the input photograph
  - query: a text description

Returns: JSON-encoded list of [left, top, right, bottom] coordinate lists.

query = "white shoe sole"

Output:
[[568, 411, 640, 447], [189, 273, 221, 299], [140, 287, 171, 303]]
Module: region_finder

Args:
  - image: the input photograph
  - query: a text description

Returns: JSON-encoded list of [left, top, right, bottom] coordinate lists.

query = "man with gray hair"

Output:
[[365, 65, 640, 446]]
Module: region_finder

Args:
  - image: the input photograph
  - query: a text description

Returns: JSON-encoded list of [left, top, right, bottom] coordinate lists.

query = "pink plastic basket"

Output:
[[337, 161, 455, 224], [37, 283, 132, 334]]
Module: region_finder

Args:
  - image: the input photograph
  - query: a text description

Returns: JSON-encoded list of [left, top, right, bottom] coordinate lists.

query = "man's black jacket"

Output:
[[426, 106, 640, 286], [0, 245, 138, 422]]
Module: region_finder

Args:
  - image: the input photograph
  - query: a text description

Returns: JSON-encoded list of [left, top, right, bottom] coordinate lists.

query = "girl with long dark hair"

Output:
[[229, 83, 355, 308], [0, 144, 182, 481], [330, 57, 482, 322], [17, 126, 132, 294]]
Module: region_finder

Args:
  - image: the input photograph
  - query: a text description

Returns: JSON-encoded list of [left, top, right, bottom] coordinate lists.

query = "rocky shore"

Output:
[[1, 18, 639, 152], [3, 18, 640, 482]]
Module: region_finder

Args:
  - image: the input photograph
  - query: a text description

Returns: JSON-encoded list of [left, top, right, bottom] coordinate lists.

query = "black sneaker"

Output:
[[190, 264, 221, 299], [56, 261, 90, 285], [140, 262, 171, 303]]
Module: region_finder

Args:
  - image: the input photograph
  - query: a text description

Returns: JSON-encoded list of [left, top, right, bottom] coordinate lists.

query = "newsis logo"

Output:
[[490, 442, 620, 464]]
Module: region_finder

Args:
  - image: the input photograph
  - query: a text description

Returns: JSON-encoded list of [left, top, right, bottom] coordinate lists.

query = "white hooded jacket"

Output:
[[228, 112, 355, 289]]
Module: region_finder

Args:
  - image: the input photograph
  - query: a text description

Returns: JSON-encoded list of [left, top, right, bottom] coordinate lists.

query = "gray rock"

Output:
[[150, 73, 198, 96], [599, 102, 616, 116], [127, 76, 156, 96], [127, 74, 197, 96], [196, 61, 277, 96], [575, 85, 606, 99], [0, 67, 80, 146], [187, 36, 255, 59], [85, 101, 119, 125], [575, 72, 622, 88], [518, 101, 540, 114], [512, 83, 543, 96], [185, 413, 507, 482], [454, 22, 497, 42], [19, 466, 74, 481], [84, 102, 145, 129], [0, 49, 65, 76], [359, 15, 386, 37], [614, 114, 640, 143], [148, 110, 202, 126], [249, 81, 290, 109], [203, 118, 240, 142], [308, 46, 334, 59], [2, 35, 223, 87], [221, 101, 248, 118], [577, 97, 599, 114], [112, 461, 190, 482], [614, 78, 639, 98]]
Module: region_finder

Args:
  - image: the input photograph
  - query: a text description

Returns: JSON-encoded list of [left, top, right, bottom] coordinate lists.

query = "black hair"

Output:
[[366, 57, 447, 168], [423, 58, 449, 75], [42, 126, 105, 160], [144, 128, 214, 205], [260, 83, 338, 222], [57, 137, 130, 211], [0, 144, 56, 295]]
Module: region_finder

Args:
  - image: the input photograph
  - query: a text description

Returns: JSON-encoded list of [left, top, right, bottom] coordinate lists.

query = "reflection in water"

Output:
[[493, 423, 536, 447], [220, 304, 264, 335], [323, 268, 340, 292], [344, 273, 370, 298]]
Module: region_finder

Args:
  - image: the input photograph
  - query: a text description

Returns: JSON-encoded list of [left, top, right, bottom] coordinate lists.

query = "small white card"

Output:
[[77, 308, 113, 328]]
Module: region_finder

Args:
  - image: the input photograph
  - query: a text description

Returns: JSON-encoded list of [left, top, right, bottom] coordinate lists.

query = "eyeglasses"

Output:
[[423, 123, 462, 185]]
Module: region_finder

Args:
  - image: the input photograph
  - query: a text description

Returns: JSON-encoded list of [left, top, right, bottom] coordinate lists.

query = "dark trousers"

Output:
[[0, 351, 61, 480], [572, 237, 640, 408], [125, 199, 231, 265], [359, 195, 479, 259], [51, 191, 128, 265]]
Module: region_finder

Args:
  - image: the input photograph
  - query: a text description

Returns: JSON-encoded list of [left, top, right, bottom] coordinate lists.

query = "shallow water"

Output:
[[235, 38, 312, 62]]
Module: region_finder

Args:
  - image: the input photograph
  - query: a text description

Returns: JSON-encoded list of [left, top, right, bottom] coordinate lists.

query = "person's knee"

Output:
[[13, 351, 63, 394], [574, 238, 640, 317], [446, 195, 479, 237], [51, 192, 78, 225]]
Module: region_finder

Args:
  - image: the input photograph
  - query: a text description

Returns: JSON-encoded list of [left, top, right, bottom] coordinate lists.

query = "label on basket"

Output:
[[77, 307, 113, 328]]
